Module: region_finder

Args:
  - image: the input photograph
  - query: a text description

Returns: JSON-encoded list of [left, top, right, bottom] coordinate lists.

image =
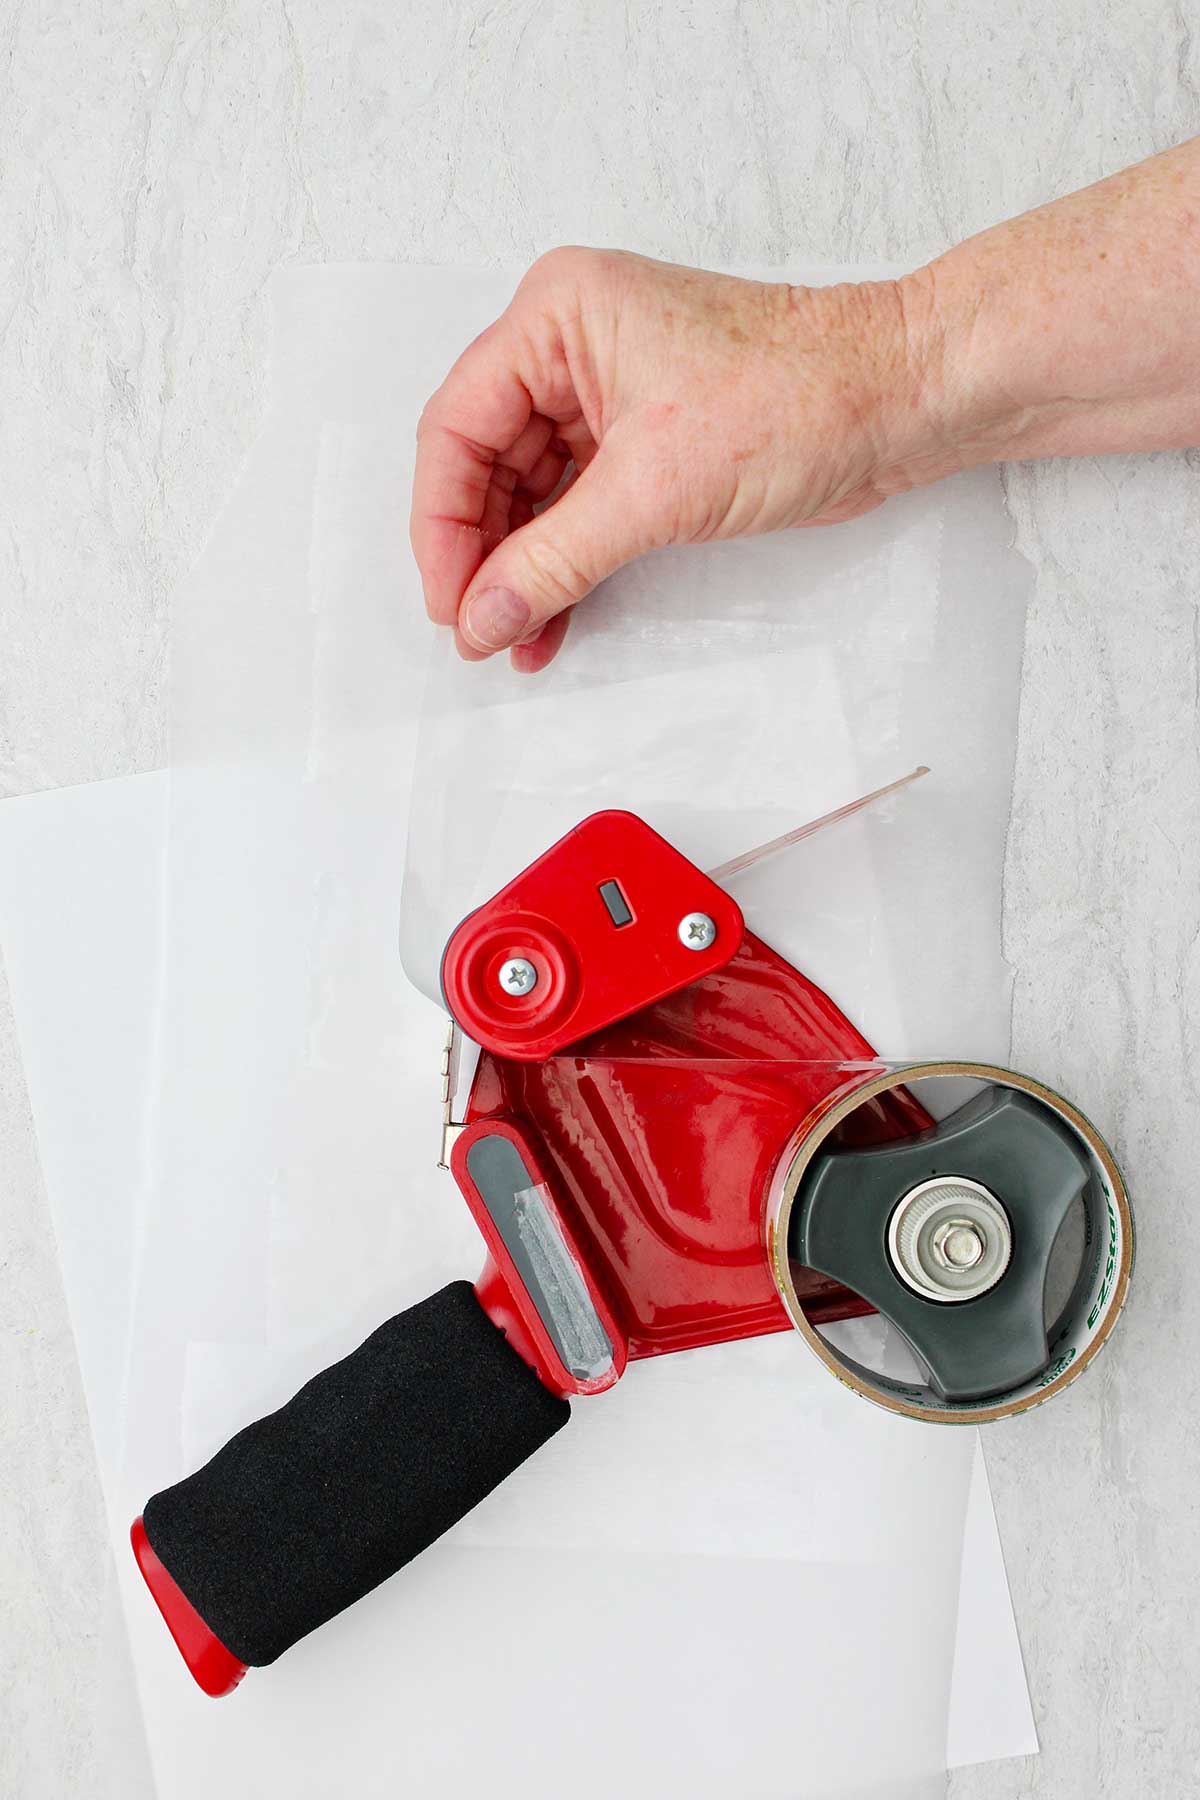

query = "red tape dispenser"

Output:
[[134, 806, 1134, 1693]]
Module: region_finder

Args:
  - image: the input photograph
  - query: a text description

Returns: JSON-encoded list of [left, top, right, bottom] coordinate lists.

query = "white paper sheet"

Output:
[[0, 263, 1038, 1798], [947, 1438, 1038, 1769], [0, 771, 1035, 1800]]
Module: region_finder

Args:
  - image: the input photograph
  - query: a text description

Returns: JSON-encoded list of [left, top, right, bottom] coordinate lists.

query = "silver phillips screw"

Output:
[[498, 957, 538, 995], [678, 912, 717, 951]]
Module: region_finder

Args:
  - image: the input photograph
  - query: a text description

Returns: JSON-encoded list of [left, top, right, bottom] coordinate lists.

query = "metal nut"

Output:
[[932, 1219, 986, 1270], [887, 1177, 1012, 1303]]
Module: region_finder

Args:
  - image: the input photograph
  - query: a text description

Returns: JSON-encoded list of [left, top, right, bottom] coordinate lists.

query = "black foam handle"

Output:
[[141, 1281, 570, 1667]]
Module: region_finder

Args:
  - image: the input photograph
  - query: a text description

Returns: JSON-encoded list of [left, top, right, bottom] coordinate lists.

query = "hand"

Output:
[[410, 249, 946, 671], [410, 141, 1200, 672]]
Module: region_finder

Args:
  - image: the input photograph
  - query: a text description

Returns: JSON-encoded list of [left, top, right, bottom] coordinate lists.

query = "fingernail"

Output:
[[463, 587, 531, 651]]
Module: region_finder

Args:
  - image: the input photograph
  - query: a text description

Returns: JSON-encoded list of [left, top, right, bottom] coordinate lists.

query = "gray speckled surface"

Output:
[[2, 5, 1198, 1796]]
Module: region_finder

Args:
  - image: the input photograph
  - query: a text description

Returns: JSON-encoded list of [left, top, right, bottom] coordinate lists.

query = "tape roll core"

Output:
[[766, 1062, 1134, 1425]]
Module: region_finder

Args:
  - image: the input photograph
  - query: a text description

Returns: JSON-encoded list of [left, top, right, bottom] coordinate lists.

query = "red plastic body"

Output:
[[131, 1516, 247, 1696], [441, 811, 745, 1060], [465, 928, 929, 1370]]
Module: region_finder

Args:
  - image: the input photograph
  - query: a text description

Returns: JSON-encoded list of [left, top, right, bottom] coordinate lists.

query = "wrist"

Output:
[[874, 270, 963, 486], [897, 237, 1071, 474], [777, 276, 963, 504], [882, 264, 1008, 489], [810, 272, 989, 500], [886, 247, 1076, 488]]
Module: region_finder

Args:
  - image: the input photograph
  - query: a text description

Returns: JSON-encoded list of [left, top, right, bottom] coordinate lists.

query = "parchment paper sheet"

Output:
[[0, 264, 1038, 1798]]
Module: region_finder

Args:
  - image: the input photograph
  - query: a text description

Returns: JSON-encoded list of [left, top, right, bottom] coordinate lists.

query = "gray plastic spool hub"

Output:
[[790, 1087, 1091, 1403]]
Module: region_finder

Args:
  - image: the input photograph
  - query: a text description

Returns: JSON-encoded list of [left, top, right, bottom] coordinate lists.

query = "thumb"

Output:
[[458, 451, 652, 654]]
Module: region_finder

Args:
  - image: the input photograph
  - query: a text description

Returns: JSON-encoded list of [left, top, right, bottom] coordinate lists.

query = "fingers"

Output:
[[456, 444, 652, 656], [410, 315, 542, 629], [413, 250, 651, 670], [409, 266, 597, 612], [510, 612, 570, 674]]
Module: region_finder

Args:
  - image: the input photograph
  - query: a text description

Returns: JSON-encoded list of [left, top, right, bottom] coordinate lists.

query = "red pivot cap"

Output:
[[441, 810, 744, 1059]]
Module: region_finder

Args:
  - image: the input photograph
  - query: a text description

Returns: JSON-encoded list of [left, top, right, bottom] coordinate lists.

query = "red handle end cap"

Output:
[[131, 1515, 248, 1698]]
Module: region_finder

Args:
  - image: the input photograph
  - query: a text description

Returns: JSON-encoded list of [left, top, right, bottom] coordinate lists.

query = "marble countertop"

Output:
[[2, 5, 1198, 1796]]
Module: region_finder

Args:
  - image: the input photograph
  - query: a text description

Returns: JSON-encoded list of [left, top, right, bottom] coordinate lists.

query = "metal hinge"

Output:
[[439, 1019, 467, 1169]]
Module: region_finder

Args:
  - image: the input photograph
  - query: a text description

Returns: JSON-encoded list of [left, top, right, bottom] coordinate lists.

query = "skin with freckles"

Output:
[[410, 137, 1200, 673]]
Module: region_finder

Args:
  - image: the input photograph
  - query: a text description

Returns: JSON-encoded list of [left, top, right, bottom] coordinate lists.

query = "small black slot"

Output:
[[598, 879, 633, 927]]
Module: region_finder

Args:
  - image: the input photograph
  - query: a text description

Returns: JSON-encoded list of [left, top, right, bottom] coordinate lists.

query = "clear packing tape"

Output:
[[0, 267, 1041, 1799]]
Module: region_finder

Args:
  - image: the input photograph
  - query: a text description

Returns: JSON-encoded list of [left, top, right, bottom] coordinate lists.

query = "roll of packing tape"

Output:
[[766, 1063, 1134, 1425]]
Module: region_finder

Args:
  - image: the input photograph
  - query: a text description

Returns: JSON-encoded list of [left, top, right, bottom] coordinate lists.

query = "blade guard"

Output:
[[440, 811, 744, 1059], [455, 1116, 627, 1397]]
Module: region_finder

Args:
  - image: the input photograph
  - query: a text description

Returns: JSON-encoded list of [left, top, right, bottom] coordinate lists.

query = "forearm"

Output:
[[902, 137, 1200, 474]]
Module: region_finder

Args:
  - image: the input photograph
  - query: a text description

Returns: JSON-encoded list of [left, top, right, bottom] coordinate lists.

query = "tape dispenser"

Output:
[[134, 803, 1133, 1694]]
